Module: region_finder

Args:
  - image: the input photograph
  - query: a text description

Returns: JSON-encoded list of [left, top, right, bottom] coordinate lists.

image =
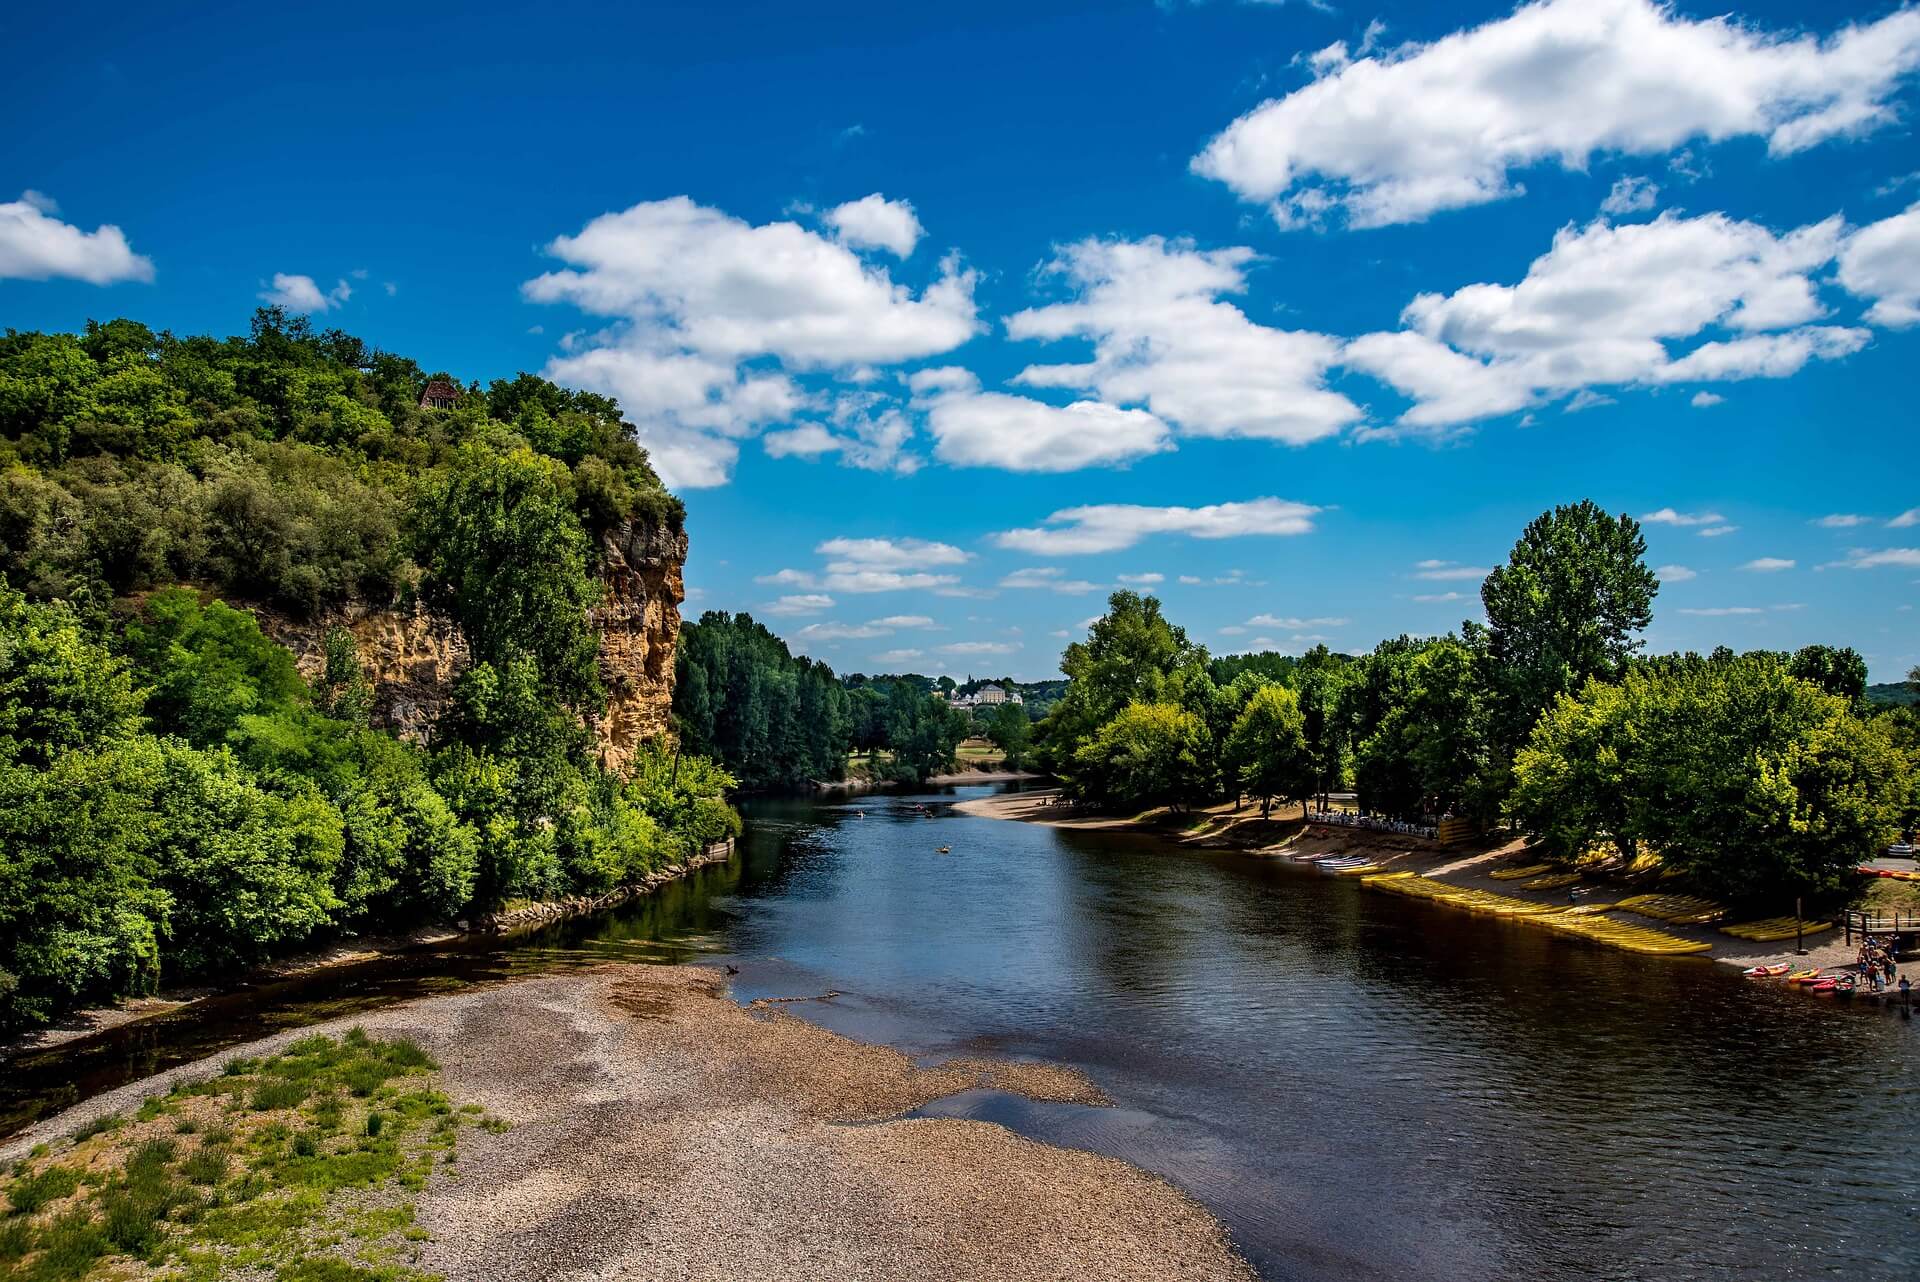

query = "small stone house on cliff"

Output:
[[418, 378, 460, 410]]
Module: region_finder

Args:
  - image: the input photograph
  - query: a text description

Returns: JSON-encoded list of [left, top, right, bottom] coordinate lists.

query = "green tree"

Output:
[[0, 587, 144, 768], [1353, 637, 1494, 822], [149, 744, 344, 971], [1225, 684, 1313, 818], [983, 698, 1033, 770], [1514, 657, 1909, 903], [1075, 702, 1210, 812], [122, 590, 308, 747], [1788, 643, 1868, 705], [408, 443, 604, 710], [316, 626, 374, 724], [1482, 501, 1657, 768], [0, 744, 167, 1027], [1042, 592, 1199, 780]]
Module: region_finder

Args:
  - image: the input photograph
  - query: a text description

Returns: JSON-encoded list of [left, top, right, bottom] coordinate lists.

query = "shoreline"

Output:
[[1, 838, 737, 1061], [815, 768, 1048, 794], [953, 790, 1859, 972], [0, 965, 1255, 1281]]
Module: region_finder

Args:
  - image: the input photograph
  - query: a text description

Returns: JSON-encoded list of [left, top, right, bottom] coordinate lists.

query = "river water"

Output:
[[6, 784, 1916, 1280]]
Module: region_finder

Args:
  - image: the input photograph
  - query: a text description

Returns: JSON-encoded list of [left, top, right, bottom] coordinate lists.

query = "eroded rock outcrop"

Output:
[[588, 516, 687, 774], [256, 515, 685, 774]]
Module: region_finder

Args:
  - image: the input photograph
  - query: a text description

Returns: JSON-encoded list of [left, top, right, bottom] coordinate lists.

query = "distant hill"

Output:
[[1867, 682, 1920, 707]]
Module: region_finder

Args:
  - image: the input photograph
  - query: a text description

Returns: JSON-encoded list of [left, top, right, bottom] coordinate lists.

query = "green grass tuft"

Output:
[[6, 1163, 81, 1215], [251, 1078, 311, 1111]]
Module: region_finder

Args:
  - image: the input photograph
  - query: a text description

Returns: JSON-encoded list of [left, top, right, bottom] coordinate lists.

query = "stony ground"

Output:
[[5, 967, 1255, 1282]]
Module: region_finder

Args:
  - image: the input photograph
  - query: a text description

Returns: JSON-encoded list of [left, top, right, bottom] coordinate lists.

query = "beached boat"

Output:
[[1743, 963, 1790, 978], [1786, 969, 1823, 984]]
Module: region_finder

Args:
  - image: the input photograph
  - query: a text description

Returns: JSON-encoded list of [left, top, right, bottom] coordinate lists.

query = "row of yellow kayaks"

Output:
[[1612, 893, 1728, 925], [1488, 863, 1552, 881], [1360, 873, 1713, 955], [1720, 917, 1834, 942]]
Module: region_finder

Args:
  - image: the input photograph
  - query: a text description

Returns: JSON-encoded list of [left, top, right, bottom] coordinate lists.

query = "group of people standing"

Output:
[[1858, 935, 1909, 999]]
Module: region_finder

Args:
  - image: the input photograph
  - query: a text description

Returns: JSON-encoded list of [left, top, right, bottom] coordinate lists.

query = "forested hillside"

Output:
[[0, 310, 735, 1032]]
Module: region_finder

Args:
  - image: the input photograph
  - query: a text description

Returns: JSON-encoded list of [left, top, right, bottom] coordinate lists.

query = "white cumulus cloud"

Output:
[[0, 192, 153, 284], [1655, 564, 1699, 582], [825, 194, 924, 258], [1740, 557, 1795, 572], [993, 497, 1321, 556], [1601, 176, 1660, 216], [1641, 508, 1726, 527], [940, 640, 1020, 656], [1823, 547, 1920, 570], [1349, 211, 1868, 430], [1412, 560, 1489, 581], [916, 368, 1173, 472], [1007, 236, 1360, 445], [765, 594, 835, 616], [260, 273, 353, 313], [1837, 200, 1920, 327], [525, 196, 977, 488], [1000, 567, 1104, 594], [1193, 0, 1920, 228]]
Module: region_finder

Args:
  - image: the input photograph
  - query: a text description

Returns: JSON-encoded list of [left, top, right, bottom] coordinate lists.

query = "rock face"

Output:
[[257, 597, 469, 744], [588, 516, 688, 774], [256, 515, 686, 775]]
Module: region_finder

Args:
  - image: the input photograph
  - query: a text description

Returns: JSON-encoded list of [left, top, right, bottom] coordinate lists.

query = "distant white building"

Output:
[[950, 683, 1022, 711]]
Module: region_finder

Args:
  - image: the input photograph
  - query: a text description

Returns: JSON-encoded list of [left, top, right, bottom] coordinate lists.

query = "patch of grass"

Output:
[[181, 1146, 228, 1186], [6, 1164, 80, 1215], [69, 1114, 122, 1142], [0, 1215, 33, 1261], [251, 1078, 311, 1111], [2, 1033, 467, 1282], [98, 1139, 194, 1258], [29, 1208, 110, 1279]]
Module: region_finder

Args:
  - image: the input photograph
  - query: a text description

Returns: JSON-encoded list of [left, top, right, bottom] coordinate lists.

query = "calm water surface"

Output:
[[6, 784, 1917, 1280]]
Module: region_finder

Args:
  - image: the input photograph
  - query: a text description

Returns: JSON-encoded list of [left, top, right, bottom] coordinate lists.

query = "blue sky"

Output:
[[6, 0, 1920, 680]]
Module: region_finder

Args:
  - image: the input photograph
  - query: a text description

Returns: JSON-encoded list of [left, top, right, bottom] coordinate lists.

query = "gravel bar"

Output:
[[4, 965, 1255, 1281]]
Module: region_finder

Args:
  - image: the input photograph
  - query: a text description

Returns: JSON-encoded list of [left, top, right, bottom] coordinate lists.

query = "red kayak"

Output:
[[1807, 978, 1838, 993]]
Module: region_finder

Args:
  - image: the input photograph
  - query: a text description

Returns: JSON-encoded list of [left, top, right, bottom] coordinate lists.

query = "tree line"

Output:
[[673, 613, 975, 788], [0, 313, 736, 1032], [1035, 501, 1915, 906]]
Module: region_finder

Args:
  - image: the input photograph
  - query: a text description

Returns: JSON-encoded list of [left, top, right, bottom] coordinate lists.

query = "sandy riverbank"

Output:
[[953, 789, 1860, 972], [2, 965, 1254, 1282]]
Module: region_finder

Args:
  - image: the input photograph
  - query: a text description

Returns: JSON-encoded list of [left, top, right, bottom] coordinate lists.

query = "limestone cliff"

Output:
[[587, 516, 687, 774], [255, 515, 686, 774]]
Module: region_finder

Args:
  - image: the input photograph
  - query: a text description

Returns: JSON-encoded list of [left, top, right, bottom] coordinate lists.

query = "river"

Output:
[[5, 783, 1916, 1280]]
